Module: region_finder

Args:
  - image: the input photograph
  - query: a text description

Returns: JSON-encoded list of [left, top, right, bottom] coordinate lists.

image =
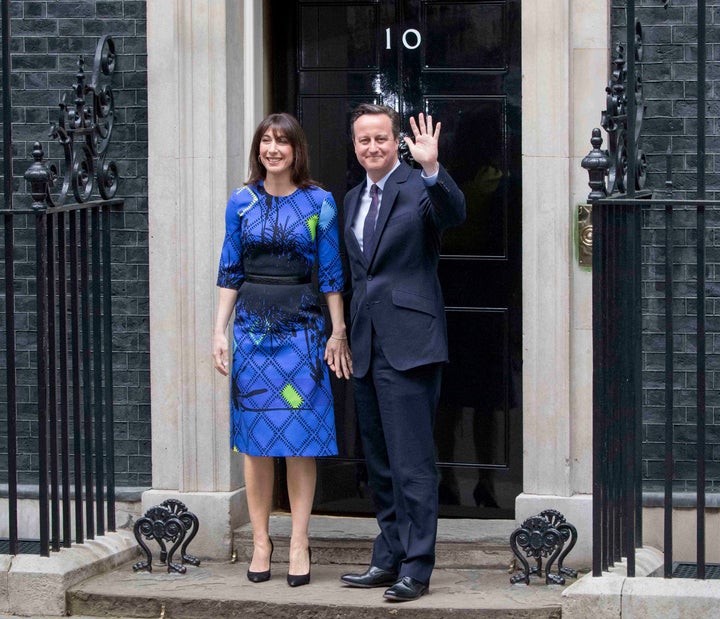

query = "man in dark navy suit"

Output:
[[338, 104, 465, 601]]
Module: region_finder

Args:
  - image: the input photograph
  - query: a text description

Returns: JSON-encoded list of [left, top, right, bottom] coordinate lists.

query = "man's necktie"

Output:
[[363, 184, 379, 256]]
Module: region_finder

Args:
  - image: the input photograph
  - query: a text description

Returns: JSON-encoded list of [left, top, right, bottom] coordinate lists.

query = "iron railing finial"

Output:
[[581, 129, 610, 202], [24, 142, 52, 211]]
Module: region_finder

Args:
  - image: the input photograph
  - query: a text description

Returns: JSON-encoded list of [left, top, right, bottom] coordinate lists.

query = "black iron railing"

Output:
[[584, 0, 719, 579], [1, 25, 121, 556]]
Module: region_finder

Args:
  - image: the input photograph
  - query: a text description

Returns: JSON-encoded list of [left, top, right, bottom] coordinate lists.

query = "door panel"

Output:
[[299, 4, 379, 69], [271, 0, 522, 519], [423, 2, 507, 70], [428, 96, 508, 258]]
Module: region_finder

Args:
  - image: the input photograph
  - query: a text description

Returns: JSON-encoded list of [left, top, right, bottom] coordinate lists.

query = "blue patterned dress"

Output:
[[217, 182, 343, 457]]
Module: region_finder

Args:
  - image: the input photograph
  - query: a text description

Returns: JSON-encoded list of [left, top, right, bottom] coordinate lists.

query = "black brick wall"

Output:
[[0, 0, 149, 487], [611, 0, 720, 493]]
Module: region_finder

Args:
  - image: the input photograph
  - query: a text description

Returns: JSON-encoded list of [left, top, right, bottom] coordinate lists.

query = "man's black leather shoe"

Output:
[[383, 576, 428, 601], [340, 566, 399, 588]]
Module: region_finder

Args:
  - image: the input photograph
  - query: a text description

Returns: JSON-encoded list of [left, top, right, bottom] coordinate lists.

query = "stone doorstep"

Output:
[[0, 530, 139, 617], [233, 514, 519, 569], [64, 515, 566, 619], [67, 560, 567, 619]]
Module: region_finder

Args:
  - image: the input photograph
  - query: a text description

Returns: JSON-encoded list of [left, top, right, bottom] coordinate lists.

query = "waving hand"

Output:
[[405, 113, 441, 176]]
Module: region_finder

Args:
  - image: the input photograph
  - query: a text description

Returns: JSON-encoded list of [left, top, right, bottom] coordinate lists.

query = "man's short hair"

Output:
[[350, 103, 401, 140]]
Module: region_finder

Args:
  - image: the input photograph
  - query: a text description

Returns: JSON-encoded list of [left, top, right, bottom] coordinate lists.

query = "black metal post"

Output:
[[102, 205, 116, 530], [80, 210, 95, 539], [1, 0, 18, 559], [607, 210, 613, 573], [47, 213, 60, 552], [58, 211, 72, 548], [91, 208, 105, 536], [624, 3, 637, 578], [592, 199, 603, 576], [634, 202, 643, 551], [2, 0, 11, 209], [69, 210, 84, 543], [695, 0, 707, 582], [3, 211, 17, 554], [663, 153, 674, 577], [586, 127, 610, 577], [624, 202, 638, 578], [25, 144, 52, 557], [608, 205, 617, 571], [36, 211, 50, 557]]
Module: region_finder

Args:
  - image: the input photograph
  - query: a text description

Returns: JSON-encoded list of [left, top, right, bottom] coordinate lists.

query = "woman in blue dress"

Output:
[[212, 113, 351, 587]]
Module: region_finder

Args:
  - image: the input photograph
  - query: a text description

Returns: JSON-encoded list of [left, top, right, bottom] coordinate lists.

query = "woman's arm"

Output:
[[212, 287, 239, 376]]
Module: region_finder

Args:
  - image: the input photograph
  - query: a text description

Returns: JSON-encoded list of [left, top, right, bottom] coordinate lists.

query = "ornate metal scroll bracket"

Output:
[[132, 500, 201, 574], [23, 35, 118, 209], [582, 20, 646, 202], [509, 509, 578, 586]]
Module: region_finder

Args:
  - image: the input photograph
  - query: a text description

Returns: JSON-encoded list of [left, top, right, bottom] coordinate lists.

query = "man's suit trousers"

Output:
[[352, 329, 442, 585]]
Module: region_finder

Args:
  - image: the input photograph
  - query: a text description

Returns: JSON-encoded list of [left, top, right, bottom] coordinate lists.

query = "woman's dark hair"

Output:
[[246, 113, 318, 189], [349, 103, 401, 140]]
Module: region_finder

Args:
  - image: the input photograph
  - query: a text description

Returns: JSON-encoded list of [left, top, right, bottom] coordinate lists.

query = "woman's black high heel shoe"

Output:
[[286, 547, 312, 587], [247, 538, 274, 583]]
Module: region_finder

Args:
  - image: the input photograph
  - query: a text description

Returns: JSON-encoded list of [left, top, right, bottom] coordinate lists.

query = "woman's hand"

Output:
[[324, 334, 352, 379], [213, 332, 230, 376], [213, 288, 238, 377]]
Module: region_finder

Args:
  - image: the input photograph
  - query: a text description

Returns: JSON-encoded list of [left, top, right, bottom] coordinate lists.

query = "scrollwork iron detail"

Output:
[[583, 20, 647, 200], [160, 499, 201, 567], [133, 506, 187, 574], [132, 501, 201, 574], [509, 510, 578, 585], [26, 35, 118, 209], [539, 509, 578, 579]]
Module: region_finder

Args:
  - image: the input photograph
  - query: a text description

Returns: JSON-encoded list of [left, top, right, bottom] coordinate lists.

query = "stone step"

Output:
[[66, 514, 570, 618], [233, 514, 517, 569], [67, 560, 567, 619]]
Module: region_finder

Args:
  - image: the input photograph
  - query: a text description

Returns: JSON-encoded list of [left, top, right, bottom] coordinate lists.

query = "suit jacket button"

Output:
[[367, 275, 373, 280]]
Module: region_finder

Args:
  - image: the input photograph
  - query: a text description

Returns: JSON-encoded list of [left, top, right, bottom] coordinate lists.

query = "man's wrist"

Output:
[[421, 163, 440, 185]]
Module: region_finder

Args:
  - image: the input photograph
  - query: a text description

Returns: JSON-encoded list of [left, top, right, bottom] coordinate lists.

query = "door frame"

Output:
[[250, 0, 603, 537]]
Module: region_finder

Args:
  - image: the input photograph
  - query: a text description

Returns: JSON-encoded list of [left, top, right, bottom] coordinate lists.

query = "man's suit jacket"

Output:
[[344, 161, 466, 378]]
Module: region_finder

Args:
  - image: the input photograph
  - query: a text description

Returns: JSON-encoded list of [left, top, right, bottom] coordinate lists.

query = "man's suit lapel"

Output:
[[364, 162, 410, 265], [344, 182, 366, 264]]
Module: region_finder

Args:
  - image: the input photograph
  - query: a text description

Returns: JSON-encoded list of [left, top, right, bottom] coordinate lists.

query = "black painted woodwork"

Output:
[[271, 0, 522, 519]]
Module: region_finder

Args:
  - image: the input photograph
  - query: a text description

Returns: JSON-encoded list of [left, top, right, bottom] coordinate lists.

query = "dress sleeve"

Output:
[[216, 190, 245, 289], [317, 192, 344, 293]]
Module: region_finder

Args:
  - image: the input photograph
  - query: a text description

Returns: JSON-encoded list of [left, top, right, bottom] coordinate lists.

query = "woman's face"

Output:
[[259, 128, 294, 177]]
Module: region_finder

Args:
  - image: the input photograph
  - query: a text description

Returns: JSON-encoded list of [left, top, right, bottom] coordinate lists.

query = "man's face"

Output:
[[352, 113, 399, 182]]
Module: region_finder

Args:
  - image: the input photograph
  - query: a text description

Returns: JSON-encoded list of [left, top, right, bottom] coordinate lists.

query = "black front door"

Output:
[[271, 0, 522, 518]]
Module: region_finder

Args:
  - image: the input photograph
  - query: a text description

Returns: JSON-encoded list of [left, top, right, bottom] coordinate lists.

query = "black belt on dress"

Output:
[[244, 273, 311, 285]]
